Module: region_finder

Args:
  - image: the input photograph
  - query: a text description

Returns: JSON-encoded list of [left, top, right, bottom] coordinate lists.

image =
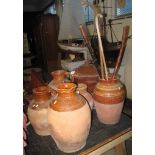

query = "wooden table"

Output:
[[25, 99, 132, 155]]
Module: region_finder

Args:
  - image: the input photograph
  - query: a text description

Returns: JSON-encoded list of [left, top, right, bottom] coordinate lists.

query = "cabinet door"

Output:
[[34, 14, 60, 81]]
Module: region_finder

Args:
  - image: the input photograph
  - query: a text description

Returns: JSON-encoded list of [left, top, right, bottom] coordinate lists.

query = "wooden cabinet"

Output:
[[33, 14, 60, 82]]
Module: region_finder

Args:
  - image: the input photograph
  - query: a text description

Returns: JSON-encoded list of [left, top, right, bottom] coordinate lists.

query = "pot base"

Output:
[[34, 129, 50, 136], [94, 100, 124, 125], [56, 141, 86, 153]]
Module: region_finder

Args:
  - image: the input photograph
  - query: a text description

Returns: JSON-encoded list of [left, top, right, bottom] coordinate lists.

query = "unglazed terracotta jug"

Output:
[[48, 70, 67, 91], [93, 76, 126, 125], [27, 86, 52, 136], [76, 83, 94, 110], [48, 83, 91, 153]]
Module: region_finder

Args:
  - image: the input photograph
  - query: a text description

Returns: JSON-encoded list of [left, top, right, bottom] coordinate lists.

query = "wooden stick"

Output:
[[79, 24, 98, 67], [95, 13, 108, 80], [99, 48, 104, 79], [112, 25, 130, 79]]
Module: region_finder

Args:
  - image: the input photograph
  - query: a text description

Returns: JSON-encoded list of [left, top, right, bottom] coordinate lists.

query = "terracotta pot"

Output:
[[48, 70, 67, 91], [93, 76, 126, 125], [27, 86, 52, 136], [72, 63, 99, 93], [48, 83, 91, 153], [76, 83, 94, 110]]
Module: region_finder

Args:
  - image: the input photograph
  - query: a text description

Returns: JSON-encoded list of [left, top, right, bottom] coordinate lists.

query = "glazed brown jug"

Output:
[[48, 83, 91, 153], [27, 86, 52, 136], [48, 70, 67, 91], [76, 83, 94, 110], [93, 76, 126, 125]]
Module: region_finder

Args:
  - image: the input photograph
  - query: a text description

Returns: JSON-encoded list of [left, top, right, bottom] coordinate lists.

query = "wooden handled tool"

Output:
[[79, 24, 98, 67], [112, 25, 130, 79], [95, 13, 108, 80]]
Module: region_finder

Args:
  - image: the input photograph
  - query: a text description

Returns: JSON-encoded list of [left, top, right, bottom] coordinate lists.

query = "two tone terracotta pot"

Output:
[[27, 86, 52, 136], [93, 76, 126, 125], [48, 83, 91, 153]]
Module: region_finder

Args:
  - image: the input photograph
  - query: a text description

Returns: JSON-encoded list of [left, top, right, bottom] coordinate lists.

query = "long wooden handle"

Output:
[[79, 24, 90, 45], [95, 13, 108, 80], [112, 25, 130, 79], [79, 24, 98, 66]]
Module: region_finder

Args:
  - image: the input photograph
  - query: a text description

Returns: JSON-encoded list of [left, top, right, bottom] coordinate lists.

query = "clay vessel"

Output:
[[72, 63, 99, 93], [48, 83, 91, 153], [76, 83, 94, 110], [48, 70, 67, 91], [27, 86, 52, 136], [93, 76, 126, 125]]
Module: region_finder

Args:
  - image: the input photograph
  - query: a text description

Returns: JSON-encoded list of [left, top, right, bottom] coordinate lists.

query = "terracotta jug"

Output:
[[48, 70, 67, 91], [48, 83, 91, 153], [93, 76, 126, 125], [76, 83, 94, 110], [27, 86, 52, 136]]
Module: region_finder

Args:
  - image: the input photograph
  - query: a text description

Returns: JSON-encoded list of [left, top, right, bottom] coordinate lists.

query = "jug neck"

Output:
[[51, 70, 66, 81], [57, 83, 76, 97], [33, 86, 51, 102]]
